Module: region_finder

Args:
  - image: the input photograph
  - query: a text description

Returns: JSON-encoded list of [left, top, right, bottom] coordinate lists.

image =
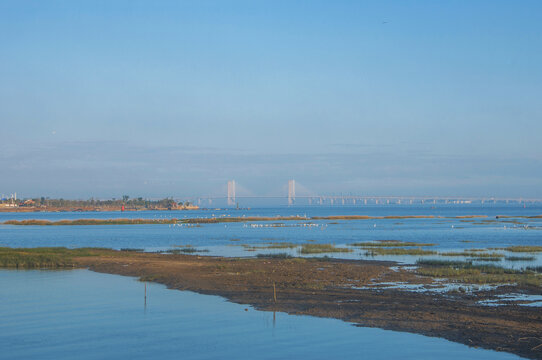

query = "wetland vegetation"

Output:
[[0, 247, 106, 268], [364, 247, 437, 256], [0, 246, 540, 358], [350, 240, 434, 247], [505, 255, 536, 261], [504, 246, 542, 253], [6, 213, 539, 226], [415, 259, 542, 287], [299, 243, 352, 254], [439, 251, 505, 258]]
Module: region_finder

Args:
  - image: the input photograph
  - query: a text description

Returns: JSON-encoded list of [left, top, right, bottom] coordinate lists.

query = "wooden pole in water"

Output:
[[144, 282, 147, 306], [273, 282, 277, 303]]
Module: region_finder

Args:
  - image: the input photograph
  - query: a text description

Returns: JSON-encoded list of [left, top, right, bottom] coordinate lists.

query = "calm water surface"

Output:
[[0, 269, 524, 359], [1, 205, 541, 267]]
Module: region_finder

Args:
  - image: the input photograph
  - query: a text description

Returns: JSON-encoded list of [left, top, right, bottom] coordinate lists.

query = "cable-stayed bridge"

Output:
[[189, 180, 542, 207]]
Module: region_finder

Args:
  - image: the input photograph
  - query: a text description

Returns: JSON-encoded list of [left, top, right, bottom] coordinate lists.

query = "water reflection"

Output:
[[0, 269, 523, 360]]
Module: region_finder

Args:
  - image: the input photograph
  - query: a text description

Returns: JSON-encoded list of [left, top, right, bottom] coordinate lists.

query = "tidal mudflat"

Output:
[[1, 248, 541, 358], [1, 269, 526, 360]]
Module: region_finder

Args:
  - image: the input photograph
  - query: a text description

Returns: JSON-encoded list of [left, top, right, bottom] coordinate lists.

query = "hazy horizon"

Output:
[[1, 1, 541, 198]]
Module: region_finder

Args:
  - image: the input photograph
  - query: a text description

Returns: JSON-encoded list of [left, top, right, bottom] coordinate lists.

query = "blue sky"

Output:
[[1, 1, 541, 198]]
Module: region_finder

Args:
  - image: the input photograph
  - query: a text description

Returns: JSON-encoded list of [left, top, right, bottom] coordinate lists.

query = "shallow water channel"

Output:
[[0, 269, 524, 359]]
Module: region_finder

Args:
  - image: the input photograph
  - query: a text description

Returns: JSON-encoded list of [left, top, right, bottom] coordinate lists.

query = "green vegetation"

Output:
[[299, 244, 352, 254], [166, 247, 209, 254], [364, 248, 437, 256], [239, 242, 298, 251], [0, 247, 102, 268], [505, 246, 542, 253], [240, 244, 257, 252], [505, 256, 536, 261], [415, 258, 542, 286], [416, 259, 471, 267], [351, 240, 434, 247], [469, 257, 502, 262], [439, 251, 504, 258], [256, 253, 292, 259], [7, 196, 191, 210], [261, 242, 297, 249]]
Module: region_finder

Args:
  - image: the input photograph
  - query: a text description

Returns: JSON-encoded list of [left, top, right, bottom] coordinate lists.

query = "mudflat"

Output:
[[63, 251, 542, 359]]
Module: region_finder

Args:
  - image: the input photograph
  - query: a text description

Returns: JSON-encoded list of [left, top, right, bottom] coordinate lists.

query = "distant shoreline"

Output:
[[0, 206, 199, 213], [3, 214, 542, 226]]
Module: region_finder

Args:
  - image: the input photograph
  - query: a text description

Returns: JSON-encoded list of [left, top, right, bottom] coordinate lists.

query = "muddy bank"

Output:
[[67, 252, 542, 359]]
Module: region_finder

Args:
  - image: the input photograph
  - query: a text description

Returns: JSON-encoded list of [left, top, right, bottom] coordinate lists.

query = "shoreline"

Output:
[[3, 214, 541, 226], [1, 249, 540, 359], [0, 206, 200, 213]]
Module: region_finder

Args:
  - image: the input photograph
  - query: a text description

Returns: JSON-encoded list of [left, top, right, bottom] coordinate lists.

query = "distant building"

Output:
[[0, 203, 18, 208]]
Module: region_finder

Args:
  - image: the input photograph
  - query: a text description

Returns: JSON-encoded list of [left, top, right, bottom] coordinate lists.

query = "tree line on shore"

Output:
[[2, 196, 193, 210]]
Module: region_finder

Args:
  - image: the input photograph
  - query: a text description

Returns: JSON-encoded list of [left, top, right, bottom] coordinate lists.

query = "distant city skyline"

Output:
[[1, 1, 541, 198]]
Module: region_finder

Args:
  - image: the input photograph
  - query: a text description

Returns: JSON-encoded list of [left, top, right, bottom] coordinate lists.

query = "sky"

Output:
[[1, 0, 541, 199]]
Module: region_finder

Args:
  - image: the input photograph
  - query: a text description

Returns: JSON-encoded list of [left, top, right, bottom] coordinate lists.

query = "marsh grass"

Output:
[[505, 246, 542, 253], [351, 240, 434, 247], [262, 242, 297, 249], [0, 247, 103, 268], [256, 253, 292, 259], [240, 242, 298, 251], [415, 258, 542, 286], [416, 259, 470, 267], [364, 248, 437, 256], [469, 257, 502, 262], [299, 244, 352, 254], [166, 247, 209, 254], [240, 244, 258, 252], [180, 247, 209, 253], [439, 251, 504, 258], [505, 256, 536, 261]]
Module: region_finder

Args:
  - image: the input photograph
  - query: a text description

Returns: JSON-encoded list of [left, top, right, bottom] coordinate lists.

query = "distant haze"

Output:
[[1, 1, 541, 198]]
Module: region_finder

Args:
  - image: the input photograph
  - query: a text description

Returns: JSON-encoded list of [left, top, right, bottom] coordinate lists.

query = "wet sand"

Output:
[[69, 251, 542, 359]]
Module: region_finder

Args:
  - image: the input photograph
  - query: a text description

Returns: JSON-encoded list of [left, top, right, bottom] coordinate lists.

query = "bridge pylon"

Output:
[[227, 180, 236, 206], [288, 179, 296, 205]]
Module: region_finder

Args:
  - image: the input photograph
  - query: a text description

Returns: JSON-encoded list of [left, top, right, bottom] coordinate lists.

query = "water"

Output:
[[1, 205, 541, 267], [0, 269, 524, 360]]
